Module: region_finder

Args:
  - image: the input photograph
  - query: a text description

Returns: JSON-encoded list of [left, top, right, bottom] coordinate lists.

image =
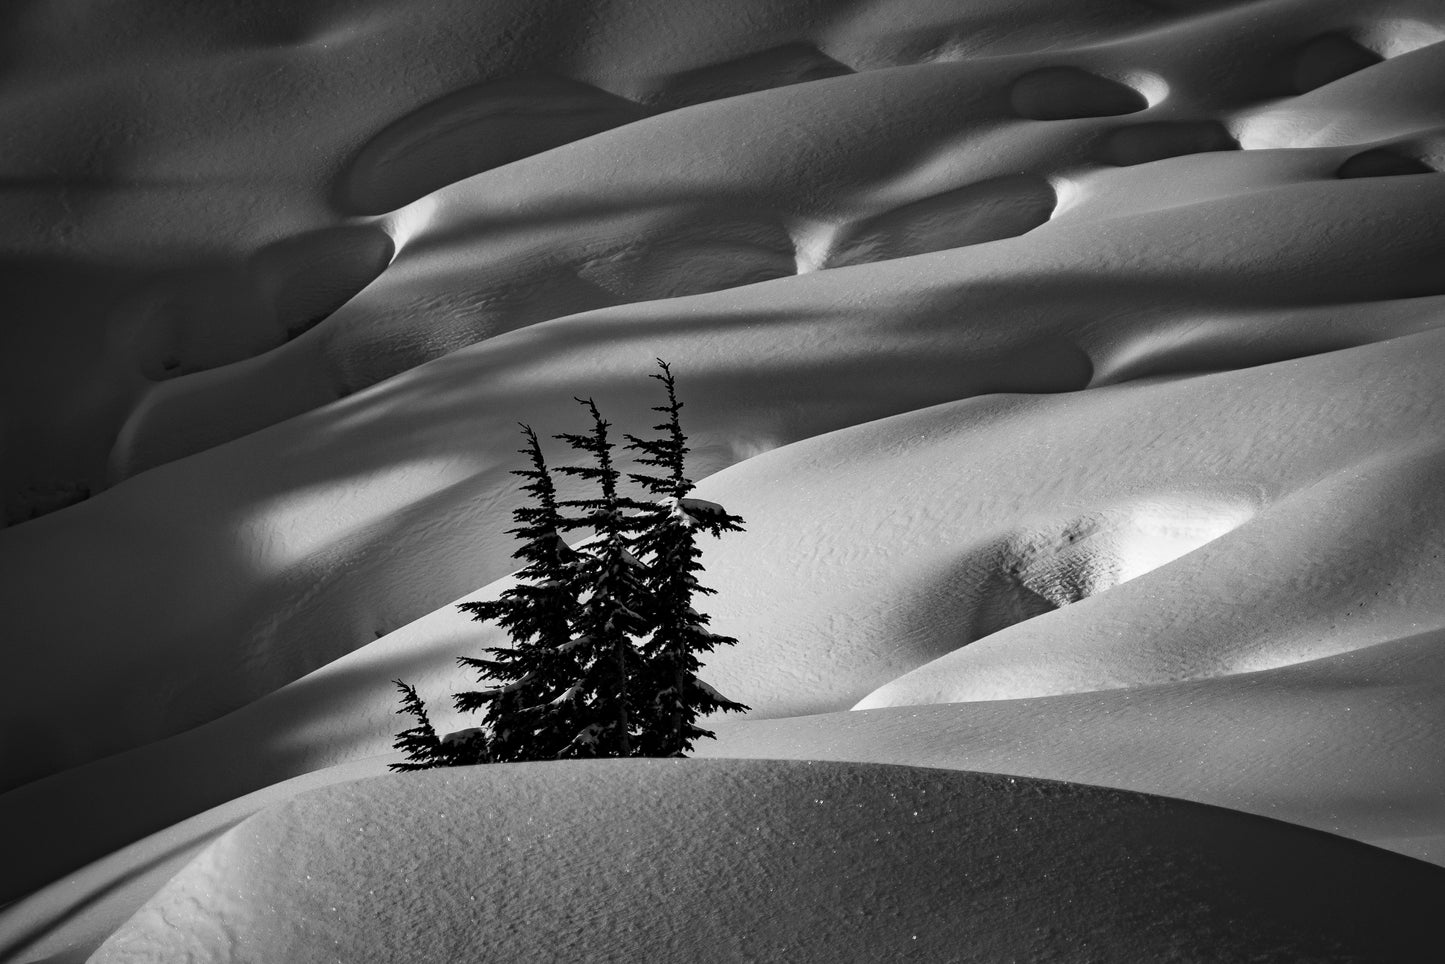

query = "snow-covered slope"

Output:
[[2, 0, 1445, 959], [89, 761, 1445, 964]]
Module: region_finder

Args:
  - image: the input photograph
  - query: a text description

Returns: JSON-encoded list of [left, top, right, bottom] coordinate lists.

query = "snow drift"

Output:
[[91, 761, 1445, 964]]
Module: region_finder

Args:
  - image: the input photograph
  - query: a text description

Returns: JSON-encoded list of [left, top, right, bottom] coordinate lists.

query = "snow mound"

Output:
[[251, 226, 397, 342], [1233, 35, 1445, 149], [637, 42, 855, 110], [1289, 32, 1384, 94], [337, 75, 649, 216], [708, 628, 1445, 866], [1008, 66, 1149, 120], [0, 758, 387, 964], [1337, 145, 1438, 178], [92, 760, 1445, 964], [958, 496, 1256, 645], [825, 175, 1057, 268], [1102, 120, 1239, 166], [112, 226, 395, 387]]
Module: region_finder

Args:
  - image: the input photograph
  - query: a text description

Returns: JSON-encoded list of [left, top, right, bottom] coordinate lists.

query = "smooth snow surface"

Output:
[[2, 0, 1445, 959], [91, 761, 1445, 964]]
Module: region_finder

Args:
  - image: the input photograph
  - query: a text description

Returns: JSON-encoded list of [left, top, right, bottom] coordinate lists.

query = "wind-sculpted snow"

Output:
[[2, 0, 1445, 958], [87, 761, 1445, 964], [335, 75, 651, 216]]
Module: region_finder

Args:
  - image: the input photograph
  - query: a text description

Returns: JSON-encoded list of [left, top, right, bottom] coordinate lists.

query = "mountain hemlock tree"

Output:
[[553, 397, 654, 758], [390, 363, 746, 769], [626, 359, 749, 756], [390, 680, 487, 770], [388, 426, 579, 772], [452, 425, 585, 762]]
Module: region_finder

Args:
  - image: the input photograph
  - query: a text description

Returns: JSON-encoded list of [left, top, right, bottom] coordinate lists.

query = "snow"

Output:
[[1, 0, 1445, 959], [477, 673, 534, 699], [672, 496, 736, 529], [86, 761, 1445, 964], [691, 678, 732, 704], [674, 497, 727, 517], [438, 727, 484, 749]]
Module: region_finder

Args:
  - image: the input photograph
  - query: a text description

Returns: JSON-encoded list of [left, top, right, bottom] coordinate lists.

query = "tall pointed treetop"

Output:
[[627, 358, 691, 499]]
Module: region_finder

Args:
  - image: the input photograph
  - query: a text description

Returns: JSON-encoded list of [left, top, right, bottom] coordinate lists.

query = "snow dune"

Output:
[[89, 761, 1445, 964], [2, 0, 1445, 959]]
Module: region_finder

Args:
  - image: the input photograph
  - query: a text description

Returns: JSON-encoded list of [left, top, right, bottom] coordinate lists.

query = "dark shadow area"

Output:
[[0, 648, 407, 905], [106, 195, 802, 479], [0, 818, 242, 963], [0, 0, 401, 56], [639, 42, 854, 110], [1291, 33, 1383, 95], [250, 225, 395, 339], [288, 270, 1445, 505], [0, 255, 139, 527], [0, 469, 271, 796], [1134, 0, 1274, 10], [573, 213, 796, 303], [118, 264, 276, 382], [98, 167, 1445, 487], [827, 175, 1056, 268], [1336, 148, 1436, 179], [1102, 120, 1239, 166], [334, 73, 650, 216], [1009, 67, 1148, 121], [0, 176, 142, 191], [118, 223, 392, 384], [4, 482, 91, 528], [969, 565, 1062, 642]]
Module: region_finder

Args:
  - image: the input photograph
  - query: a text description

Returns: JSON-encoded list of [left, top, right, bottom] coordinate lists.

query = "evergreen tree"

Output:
[[553, 398, 653, 758], [390, 679, 490, 770], [626, 359, 749, 757], [452, 425, 584, 762], [390, 367, 748, 769], [390, 680, 457, 771]]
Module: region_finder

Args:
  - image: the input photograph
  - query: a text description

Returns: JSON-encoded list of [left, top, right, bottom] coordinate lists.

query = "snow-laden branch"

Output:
[[670, 496, 730, 528]]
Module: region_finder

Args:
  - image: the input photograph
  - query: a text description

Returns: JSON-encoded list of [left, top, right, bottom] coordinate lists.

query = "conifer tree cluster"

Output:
[[390, 360, 746, 769]]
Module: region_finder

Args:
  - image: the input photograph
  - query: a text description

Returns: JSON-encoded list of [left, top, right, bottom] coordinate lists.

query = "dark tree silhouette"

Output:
[[453, 426, 584, 762], [626, 360, 749, 756], [390, 365, 747, 768], [389, 680, 488, 770], [390, 680, 445, 771], [553, 398, 653, 757]]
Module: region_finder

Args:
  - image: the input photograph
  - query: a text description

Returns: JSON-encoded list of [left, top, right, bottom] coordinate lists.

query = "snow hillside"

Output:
[[90, 761, 1445, 964], [2, 0, 1445, 959]]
